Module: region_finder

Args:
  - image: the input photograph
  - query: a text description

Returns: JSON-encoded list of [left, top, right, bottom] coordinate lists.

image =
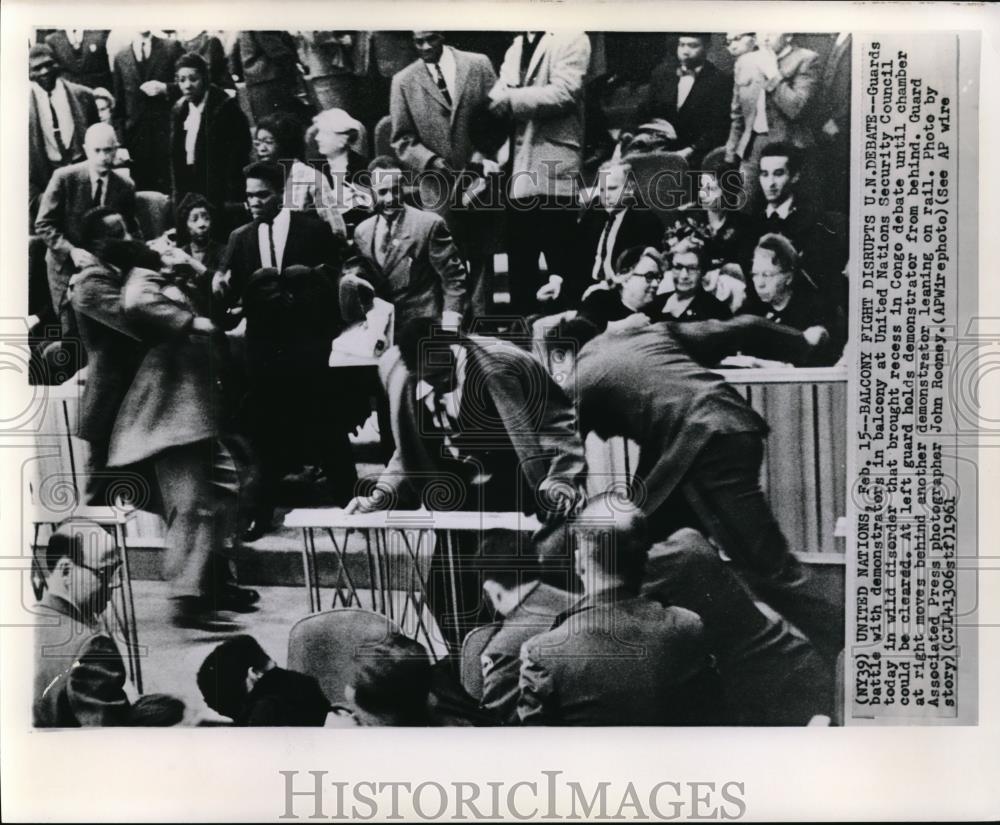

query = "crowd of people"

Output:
[[29, 29, 850, 727]]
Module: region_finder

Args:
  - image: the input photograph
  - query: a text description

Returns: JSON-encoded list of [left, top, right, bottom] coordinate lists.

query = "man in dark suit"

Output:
[[29, 44, 99, 219], [517, 497, 714, 725], [170, 52, 252, 216], [111, 30, 183, 192], [346, 316, 589, 650], [634, 34, 733, 169], [477, 545, 574, 724], [391, 31, 499, 318], [43, 30, 113, 90], [565, 318, 843, 660], [814, 34, 851, 213], [353, 156, 468, 330], [230, 31, 305, 124], [34, 122, 139, 336]]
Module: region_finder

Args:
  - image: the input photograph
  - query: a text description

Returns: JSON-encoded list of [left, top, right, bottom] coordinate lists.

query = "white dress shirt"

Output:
[[591, 208, 628, 281], [33, 79, 75, 163], [183, 96, 206, 165], [133, 35, 152, 63], [765, 195, 795, 220], [676, 64, 702, 109], [424, 45, 457, 102], [257, 207, 291, 270]]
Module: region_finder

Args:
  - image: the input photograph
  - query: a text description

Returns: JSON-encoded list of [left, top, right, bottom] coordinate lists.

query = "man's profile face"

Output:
[[725, 33, 756, 57], [56, 522, 120, 618], [412, 31, 445, 64], [676, 37, 706, 68], [371, 168, 404, 218], [29, 53, 60, 92], [752, 248, 794, 306], [758, 155, 797, 204], [85, 129, 119, 174], [245, 176, 282, 220]]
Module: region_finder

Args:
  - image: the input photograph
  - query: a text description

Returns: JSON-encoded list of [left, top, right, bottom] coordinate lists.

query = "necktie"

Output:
[[591, 220, 610, 281], [141, 40, 149, 62], [377, 215, 394, 266], [267, 222, 278, 269], [47, 91, 69, 162], [93, 177, 104, 206], [70, 30, 82, 51], [432, 62, 452, 106], [519, 32, 542, 85]]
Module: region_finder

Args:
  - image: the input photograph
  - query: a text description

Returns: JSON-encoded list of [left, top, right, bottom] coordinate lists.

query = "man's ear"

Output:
[[790, 171, 801, 188], [54, 557, 74, 581]]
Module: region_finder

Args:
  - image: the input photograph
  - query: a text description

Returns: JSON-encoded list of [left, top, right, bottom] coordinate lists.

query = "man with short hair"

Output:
[[35, 122, 139, 336], [634, 34, 733, 169], [353, 156, 468, 330], [29, 43, 99, 218], [517, 497, 715, 725]]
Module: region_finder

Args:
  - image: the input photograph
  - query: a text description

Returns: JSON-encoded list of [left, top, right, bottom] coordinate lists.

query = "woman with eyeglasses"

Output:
[[575, 246, 670, 334], [660, 246, 732, 323]]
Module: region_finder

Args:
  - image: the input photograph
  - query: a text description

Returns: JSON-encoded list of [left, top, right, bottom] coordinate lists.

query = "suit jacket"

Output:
[[34, 162, 138, 313], [70, 262, 143, 446], [220, 211, 344, 298], [111, 36, 183, 133], [391, 49, 498, 173], [375, 335, 588, 512], [816, 34, 851, 135], [231, 31, 299, 86], [181, 32, 235, 90], [170, 84, 252, 209], [726, 46, 820, 159], [33, 592, 130, 727], [578, 204, 664, 282], [517, 586, 709, 725], [107, 267, 220, 467], [44, 30, 113, 90], [498, 32, 590, 199], [479, 582, 574, 723], [28, 78, 99, 206], [572, 322, 767, 516], [354, 204, 467, 324], [636, 59, 733, 167]]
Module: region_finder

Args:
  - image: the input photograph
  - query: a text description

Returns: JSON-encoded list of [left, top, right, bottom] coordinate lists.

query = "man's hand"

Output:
[[535, 275, 563, 303], [606, 313, 650, 334], [70, 248, 98, 269], [160, 246, 196, 269], [212, 270, 231, 297], [344, 493, 387, 515], [191, 317, 217, 336], [537, 478, 587, 522], [488, 91, 512, 118], [803, 325, 830, 348], [441, 310, 462, 331], [139, 80, 168, 97]]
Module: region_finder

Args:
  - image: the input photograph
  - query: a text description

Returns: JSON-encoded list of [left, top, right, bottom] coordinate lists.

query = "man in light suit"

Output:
[[346, 316, 588, 650], [29, 44, 99, 219], [390, 31, 499, 318], [517, 497, 715, 726], [491, 31, 590, 316], [353, 156, 468, 330], [35, 123, 139, 336], [43, 30, 113, 90], [111, 30, 183, 192]]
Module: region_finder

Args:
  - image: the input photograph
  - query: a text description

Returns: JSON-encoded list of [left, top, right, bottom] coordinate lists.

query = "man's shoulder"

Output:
[[394, 59, 426, 86], [54, 161, 90, 185], [354, 213, 377, 236], [63, 78, 95, 100]]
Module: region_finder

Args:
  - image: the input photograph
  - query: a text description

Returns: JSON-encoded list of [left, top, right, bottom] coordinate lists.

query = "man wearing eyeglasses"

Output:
[[33, 521, 183, 726]]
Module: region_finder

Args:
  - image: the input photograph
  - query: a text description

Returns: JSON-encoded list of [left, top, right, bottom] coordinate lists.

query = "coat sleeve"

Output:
[[507, 34, 590, 122], [67, 634, 132, 726], [725, 76, 746, 156], [427, 216, 468, 316], [72, 267, 139, 339], [480, 646, 522, 724], [390, 73, 437, 172], [516, 639, 555, 725], [694, 72, 734, 159], [121, 268, 196, 339], [769, 51, 819, 121], [33, 169, 74, 258]]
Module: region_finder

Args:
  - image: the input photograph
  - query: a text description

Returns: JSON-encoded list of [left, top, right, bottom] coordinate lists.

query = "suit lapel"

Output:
[[450, 50, 470, 126], [382, 207, 411, 273], [523, 33, 550, 85], [414, 62, 451, 114]]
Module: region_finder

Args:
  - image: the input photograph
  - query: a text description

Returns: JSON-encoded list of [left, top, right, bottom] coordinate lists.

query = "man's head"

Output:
[[570, 494, 650, 594], [397, 315, 460, 392], [758, 141, 801, 205], [760, 32, 792, 53], [29, 44, 61, 92], [613, 245, 665, 310], [752, 233, 798, 308], [346, 635, 432, 726], [42, 519, 120, 622], [93, 87, 115, 123], [84, 123, 119, 175], [412, 31, 445, 64], [725, 32, 756, 57], [676, 34, 709, 69], [197, 635, 275, 721], [597, 161, 634, 214], [80, 206, 131, 254], [242, 160, 285, 221], [175, 52, 209, 105], [367, 155, 405, 219], [670, 246, 706, 297]]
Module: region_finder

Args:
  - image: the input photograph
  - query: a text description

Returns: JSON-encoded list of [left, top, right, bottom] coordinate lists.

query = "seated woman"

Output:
[[576, 245, 668, 333], [660, 246, 733, 322], [306, 107, 372, 227]]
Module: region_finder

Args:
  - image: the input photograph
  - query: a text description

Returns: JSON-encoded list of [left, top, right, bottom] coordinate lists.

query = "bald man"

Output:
[[35, 122, 140, 336]]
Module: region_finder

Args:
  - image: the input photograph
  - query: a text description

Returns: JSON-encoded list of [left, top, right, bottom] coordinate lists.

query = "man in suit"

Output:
[[517, 496, 714, 725], [725, 32, 819, 208], [230, 31, 305, 124], [170, 51, 252, 215], [35, 122, 139, 337], [634, 34, 733, 169], [346, 316, 589, 650], [478, 553, 574, 724], [296, 30, 357, 112], [178, 30, 235, 91], [564, 318, 843, 660], [215, 161, 350, 542], [43, 30, 113, 90], [112, 30, 184, 192], [491, 31, 590, 316], [390, 31, 499, 318], [29, 44, 99, 219], [354, 156, 468, 330], [33, 521, 183, 726], [814, 33, 851, 213]]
